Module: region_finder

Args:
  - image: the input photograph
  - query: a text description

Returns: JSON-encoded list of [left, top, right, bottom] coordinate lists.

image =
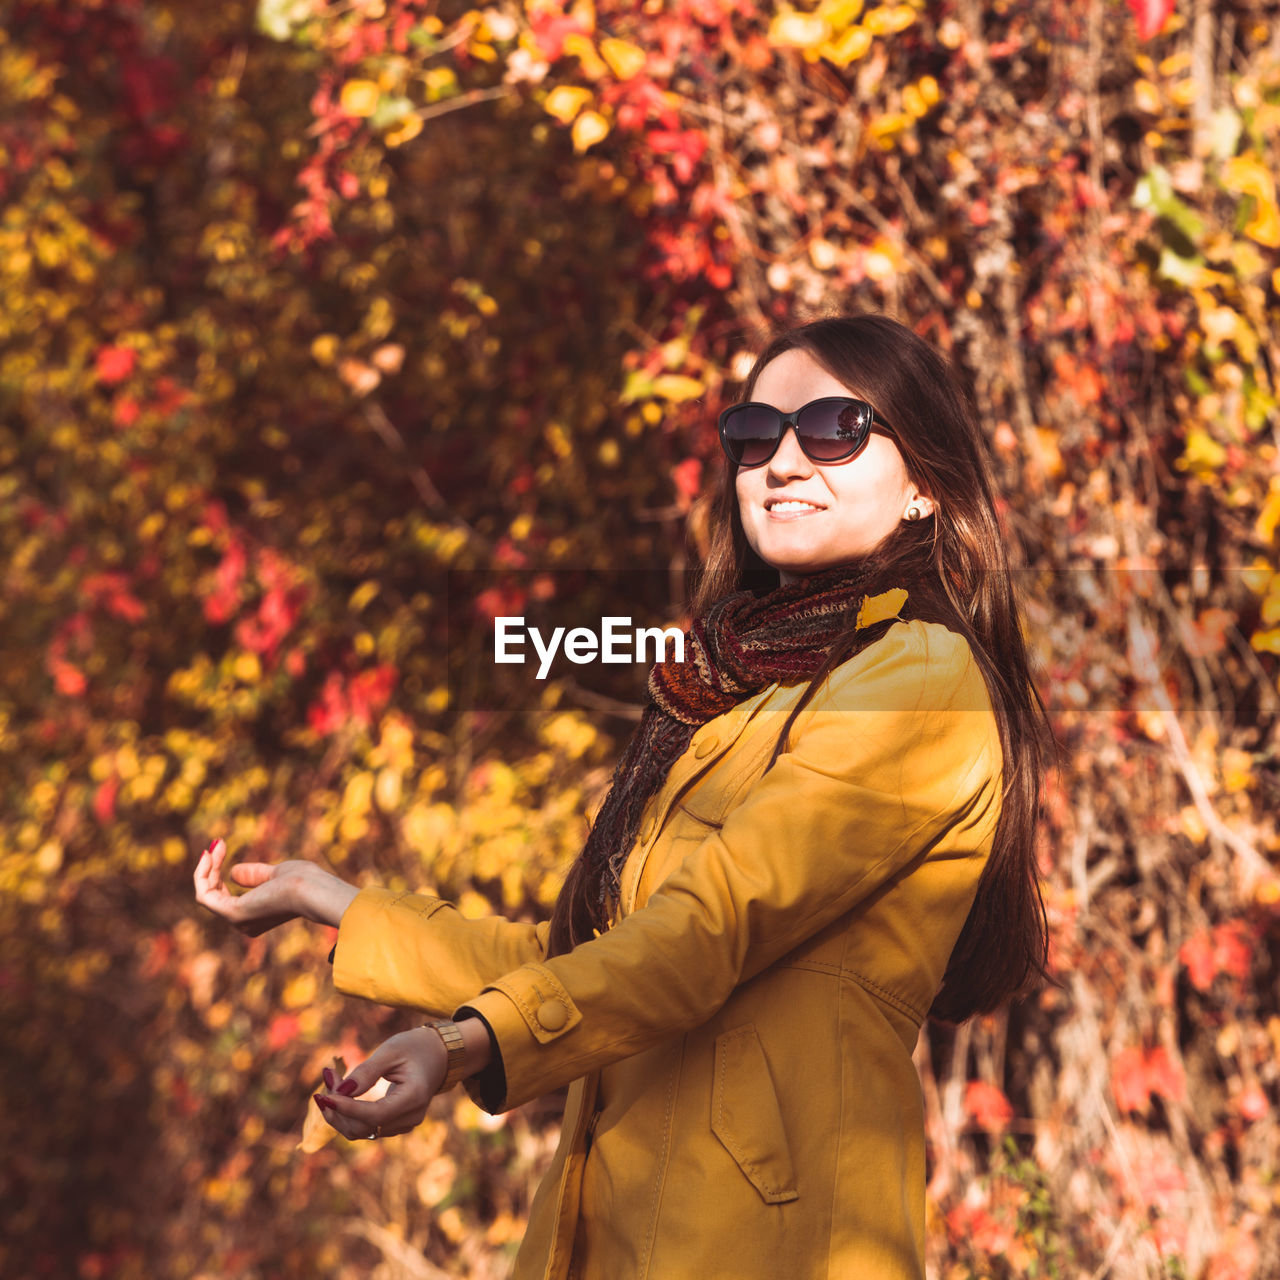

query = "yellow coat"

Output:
[[333, 619, 1003, 1280]]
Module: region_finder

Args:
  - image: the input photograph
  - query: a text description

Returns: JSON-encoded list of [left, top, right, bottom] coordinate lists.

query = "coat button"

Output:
[[537, 999, 569, 1031], [694, 735, 719, 759]]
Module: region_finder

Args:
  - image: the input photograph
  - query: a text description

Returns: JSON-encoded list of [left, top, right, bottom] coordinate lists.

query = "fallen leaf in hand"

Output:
[[297, 1055, 390, 1152]]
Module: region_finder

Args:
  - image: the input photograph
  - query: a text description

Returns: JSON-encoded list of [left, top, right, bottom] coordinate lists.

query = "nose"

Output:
[[766, 423, 814, 480]]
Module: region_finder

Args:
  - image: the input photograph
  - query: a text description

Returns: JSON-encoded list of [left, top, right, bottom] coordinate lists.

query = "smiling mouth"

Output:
[[766, 499, 825, 513]]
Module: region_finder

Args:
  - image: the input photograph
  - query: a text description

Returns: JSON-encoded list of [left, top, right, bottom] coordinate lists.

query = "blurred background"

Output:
[[1, 0, 1278, 1275]]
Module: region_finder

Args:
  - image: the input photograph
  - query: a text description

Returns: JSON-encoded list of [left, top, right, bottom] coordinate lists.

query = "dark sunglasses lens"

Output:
[[796, 400, 870, 461], [722, 405, 781, 465]]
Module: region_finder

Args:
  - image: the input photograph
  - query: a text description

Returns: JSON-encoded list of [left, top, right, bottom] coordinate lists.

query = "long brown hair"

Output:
[[553, 314, 1054, 1022]]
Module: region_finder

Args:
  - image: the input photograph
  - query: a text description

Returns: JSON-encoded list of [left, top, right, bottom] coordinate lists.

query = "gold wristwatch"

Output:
[[426, 1019, 467, 1091]]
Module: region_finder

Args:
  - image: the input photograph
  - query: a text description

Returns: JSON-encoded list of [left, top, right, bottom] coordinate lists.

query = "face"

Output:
[[734, 348, 931, 582]]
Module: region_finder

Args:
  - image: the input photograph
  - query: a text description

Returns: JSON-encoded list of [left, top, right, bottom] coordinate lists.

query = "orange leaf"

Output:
[[964, 1080, 1013, 1130]]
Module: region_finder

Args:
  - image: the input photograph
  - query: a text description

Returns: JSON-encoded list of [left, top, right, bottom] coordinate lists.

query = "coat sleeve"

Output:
[[332, 888, 550, 1017], [460, 621, 1003, 1111]]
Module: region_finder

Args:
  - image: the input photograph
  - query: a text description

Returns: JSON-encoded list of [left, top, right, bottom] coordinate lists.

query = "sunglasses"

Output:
[[717, 397, 894, 468]]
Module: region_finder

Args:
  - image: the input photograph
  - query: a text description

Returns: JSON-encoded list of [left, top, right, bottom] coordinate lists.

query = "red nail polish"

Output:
[[315, 1095, 336, 1111], [323, 1068, 336, 1090], [337, 1078, 359, 1097]]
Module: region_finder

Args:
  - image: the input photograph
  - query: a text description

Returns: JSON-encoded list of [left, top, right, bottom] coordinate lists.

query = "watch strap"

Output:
[[427, 1019, 467, 1091]]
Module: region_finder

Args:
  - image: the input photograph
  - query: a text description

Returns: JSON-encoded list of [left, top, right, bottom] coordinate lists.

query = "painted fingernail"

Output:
[[323, 1068, 336, 1090], [336, 1078, 359, 1097], [315, 1095, 335, 1111]]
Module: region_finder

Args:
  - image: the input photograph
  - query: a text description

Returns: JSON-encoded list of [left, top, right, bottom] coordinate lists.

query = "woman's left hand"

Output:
[[314, 1027, 448, 1141]]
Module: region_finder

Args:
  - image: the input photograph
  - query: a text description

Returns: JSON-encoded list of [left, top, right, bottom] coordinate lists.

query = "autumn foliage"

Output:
[[2, 0, 1278, 1276]]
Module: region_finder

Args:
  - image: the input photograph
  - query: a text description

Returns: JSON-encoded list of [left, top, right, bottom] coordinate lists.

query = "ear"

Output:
[[904, 488, 935, 521]]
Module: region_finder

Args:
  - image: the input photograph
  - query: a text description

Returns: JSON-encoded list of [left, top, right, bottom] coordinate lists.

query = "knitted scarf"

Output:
[[583, 561, 919, 921]]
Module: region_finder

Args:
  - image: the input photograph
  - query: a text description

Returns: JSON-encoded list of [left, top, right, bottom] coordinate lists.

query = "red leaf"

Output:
[[1112, 1044, 1185, 1114], [1183, 608, 1233, 657], [51, 659, 87, 696], [1178, 929, 1216, 991], [348, 664, 397, 727], [95, 345, 137, 385], [1111, 1045, 1151, 1114], [1126, 0, 1174, 40], [268, 1013, 300, 1050], [113, 396, 141, 428], [92, 776, 119, 825], [964, 1080, 1014, 1130], [307, 672, 347, 736], [1235, 1084, 1268, 1122], [1141, 1046, 1185, 1105], [1211, 922, 1253, 983], [673, 457, 703, 507]]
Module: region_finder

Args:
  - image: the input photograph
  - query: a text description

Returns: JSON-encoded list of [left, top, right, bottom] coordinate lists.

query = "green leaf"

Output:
[[1157, 246, 1205, 286], [620, 370, 654, 403], [372, 95, 414, 131], [1134, 165, 1205, 244], [255, 0, 310, 41]]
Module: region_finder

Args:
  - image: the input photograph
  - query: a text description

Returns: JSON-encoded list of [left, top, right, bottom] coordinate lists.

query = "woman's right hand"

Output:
[[193, 838, 359, 935]]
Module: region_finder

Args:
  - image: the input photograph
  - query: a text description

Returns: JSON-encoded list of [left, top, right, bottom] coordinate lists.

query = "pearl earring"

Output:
[[905, 505, 923, 521]]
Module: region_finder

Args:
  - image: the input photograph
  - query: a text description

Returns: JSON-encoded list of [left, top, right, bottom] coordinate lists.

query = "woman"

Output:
[[195, 314, 1051, 1279]]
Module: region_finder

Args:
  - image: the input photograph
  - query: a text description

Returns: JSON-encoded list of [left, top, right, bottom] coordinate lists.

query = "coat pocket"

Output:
[[711, 1024, 799, 1204]]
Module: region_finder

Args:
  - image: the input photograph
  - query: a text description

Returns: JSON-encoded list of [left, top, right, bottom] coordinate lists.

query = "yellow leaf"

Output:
[[868, 111, 912, 141], [1221, 748, 1254, 793], [572, 109, 609, 152], [1250, 627, 1280, 654], [1134, 78, 1161, 114], [297, 1069, 389, 1153], [1179, 425, 1227, 473], [857, 588, 908, 629], [343, 771, 374, 820], [340, 79, 381, 117], [1178, 804, 1208, 843], [563, 32, 607, 77], [600, 36, 646, 79], [1221, 156, 1280, 248], [544, 84, 591, 124], [311, 333, 339, 366], [385, 115, 423, 147], [1256, 480, 1280, 545], [809, 237, 840, 270], [821, 25, 871, 65], [35, 840, 63, 875], [233, 652, 261, 683], [863, 4, 916, 35], [769, 12, 831, 48], [816, 0, 864, 27], [375, 767, 403, 812], [282, 971, 316, 1009], [651, 374, 704, 402]]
